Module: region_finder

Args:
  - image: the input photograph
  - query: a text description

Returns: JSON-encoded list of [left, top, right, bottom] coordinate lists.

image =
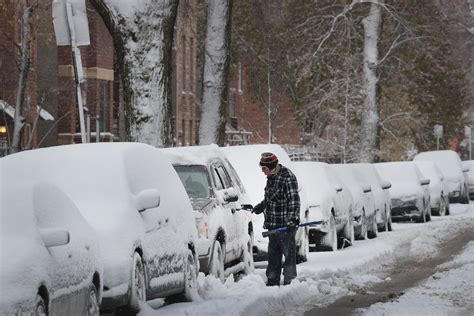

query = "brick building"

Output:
[[226, 64, 302, 146], [56, 1, 116, 145], [171, 0, 199, 146]]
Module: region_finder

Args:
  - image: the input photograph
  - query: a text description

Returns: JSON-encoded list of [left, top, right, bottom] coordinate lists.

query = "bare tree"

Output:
[[359, 0, 383, 162], [10, 0, 38, 153], [199, 0, 233, 145], [90, 0, 178, 147]]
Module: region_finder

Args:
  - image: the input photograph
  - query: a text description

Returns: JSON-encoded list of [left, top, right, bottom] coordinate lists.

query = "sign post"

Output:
[[434, 124, 443, 150], [52, 0, 90, 143], [465, 126, 472, 160]]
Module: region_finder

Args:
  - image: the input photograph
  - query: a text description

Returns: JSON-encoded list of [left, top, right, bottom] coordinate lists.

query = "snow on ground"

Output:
[[139, 204, 474, 316], [359, 241, 474, 316]]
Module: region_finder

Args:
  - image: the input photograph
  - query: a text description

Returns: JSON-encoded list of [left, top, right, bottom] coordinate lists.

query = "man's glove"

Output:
[[286, 219, 299, 233], [252, 203, 265, 214]]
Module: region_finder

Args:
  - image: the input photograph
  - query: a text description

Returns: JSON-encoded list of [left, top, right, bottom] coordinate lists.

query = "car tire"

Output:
[[34, 294, 47, 316], [387, 207, 393, 231], [437, 195, 447, 216], [367, 214, 378, 239], [86, 284, 100, 316], [296, 229, 309, 263], [316, 214, 337, 251], [355, 210, 368, 240], [209, 240, 225, 282], [242, 234, 255, 274], [183, 250, 199, 302], [340, 213, 354, 248], [129, 252, 146, 313]]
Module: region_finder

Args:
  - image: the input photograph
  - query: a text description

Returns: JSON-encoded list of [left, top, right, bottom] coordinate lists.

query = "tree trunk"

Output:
[[199, 0, 233, 145], [360, 0, 383, 162], [90, 0, 178, 147], [11, 0, 33, 153]]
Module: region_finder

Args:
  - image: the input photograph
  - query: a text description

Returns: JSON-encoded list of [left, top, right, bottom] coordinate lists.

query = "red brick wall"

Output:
[[57, 0, 115, 142], [228, 66, 301, 145]]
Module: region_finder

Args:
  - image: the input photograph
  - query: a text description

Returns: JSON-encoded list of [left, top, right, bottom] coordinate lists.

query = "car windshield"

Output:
[[174, 165, 211, 199]]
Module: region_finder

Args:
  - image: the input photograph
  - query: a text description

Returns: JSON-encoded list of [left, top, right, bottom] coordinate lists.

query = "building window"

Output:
[[182, 119, 186, 146], [229, 89, 237, 129], [182, 35, 186, 93], [100, 81, 109, 132], [238, 62, 243, 93]]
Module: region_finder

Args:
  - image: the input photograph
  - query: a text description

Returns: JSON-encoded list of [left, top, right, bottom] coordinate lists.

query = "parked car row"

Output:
[[1, 143, 468, 315]]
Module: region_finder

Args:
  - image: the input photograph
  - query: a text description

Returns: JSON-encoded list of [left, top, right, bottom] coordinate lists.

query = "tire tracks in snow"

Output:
[[303, 223, 474, 316]]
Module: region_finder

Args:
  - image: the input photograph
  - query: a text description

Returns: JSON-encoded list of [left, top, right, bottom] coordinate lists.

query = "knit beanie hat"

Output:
[[259, 152, 279, 173]]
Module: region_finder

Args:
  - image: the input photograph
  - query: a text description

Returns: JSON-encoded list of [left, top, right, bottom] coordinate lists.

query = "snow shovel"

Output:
[[262, 220, 323, 237]]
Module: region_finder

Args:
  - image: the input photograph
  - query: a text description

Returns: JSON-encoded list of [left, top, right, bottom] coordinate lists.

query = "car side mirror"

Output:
[[420, 179, 430, 186], [381, 181, 392, 190], [362, 185, 372, 193], [462, 165, 470, 173], [216, 187, 239, 204], [135, 188, 160, 212], [335, 185, 343, 192], [40, 228, 70, 247]]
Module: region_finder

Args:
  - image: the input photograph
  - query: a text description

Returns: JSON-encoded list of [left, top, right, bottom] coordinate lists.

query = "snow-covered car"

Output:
[[293, 162, 354, 251], [375, 161, 431, 222], [220, 144, 309, 262], [0, 179, 102, 315], [2, 143, 199, 313], [162, 145, 254, 280], [332, 163, 379, 239], [350, 163, 392, 234], [462, 160, 474, 199], [415, 161, 450, 216], [413, 150, 469, 204]]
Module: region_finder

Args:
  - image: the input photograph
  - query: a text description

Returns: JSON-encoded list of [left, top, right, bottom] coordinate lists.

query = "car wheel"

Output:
[[209, 240, 225, 282], [296, 229, 309, 263], [386, 207, 393, 231], [242, 234, 255, 274], [34, 294, 47, 316], [367, 214, 378, 239], [426, 204, 432, 222], [183, 250, 199, 301], [446, 197, 450, 215], [129, 252, 146, 312], [316, 214, 337, 251], [340, 213, 354, 248], [437, 195, 447, 216], [355, 210, 368, 240], [87, 284, 100, 316]]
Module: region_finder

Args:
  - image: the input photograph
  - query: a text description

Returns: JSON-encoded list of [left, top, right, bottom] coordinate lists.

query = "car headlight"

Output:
[[196, 218, 208, 238]]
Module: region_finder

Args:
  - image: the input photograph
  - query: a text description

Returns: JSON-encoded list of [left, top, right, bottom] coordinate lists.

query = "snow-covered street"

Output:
[[138, 204, 474, 316]]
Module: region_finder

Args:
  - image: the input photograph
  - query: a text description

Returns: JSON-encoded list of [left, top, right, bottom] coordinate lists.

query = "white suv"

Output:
[[162, 145, 254, 281]]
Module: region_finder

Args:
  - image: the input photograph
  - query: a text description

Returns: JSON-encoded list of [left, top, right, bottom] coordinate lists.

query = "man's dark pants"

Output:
[[266, 230, 297, 286]]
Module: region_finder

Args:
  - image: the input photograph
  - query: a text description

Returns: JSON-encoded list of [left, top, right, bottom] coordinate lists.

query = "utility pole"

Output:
[[53, 0, 90, 143]]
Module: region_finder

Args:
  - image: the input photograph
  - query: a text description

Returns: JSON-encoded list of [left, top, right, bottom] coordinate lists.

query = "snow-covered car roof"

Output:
[[162, 144, 226, 166], [1, 143, 197, 281], [413, 150, 463, 180], [293, 161, 338, 206], [375, 162, 425, 199], [220, 144, 294, 205]]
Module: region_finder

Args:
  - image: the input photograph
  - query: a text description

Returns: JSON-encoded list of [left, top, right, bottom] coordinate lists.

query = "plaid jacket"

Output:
[[255, 165, 300, 229]]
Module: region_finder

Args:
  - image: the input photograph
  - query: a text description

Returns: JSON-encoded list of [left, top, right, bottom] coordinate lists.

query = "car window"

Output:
[[212, 163, 232, 189], [174, 165, 211, 199]]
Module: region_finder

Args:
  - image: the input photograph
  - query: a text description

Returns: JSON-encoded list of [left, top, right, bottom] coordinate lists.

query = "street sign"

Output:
[[465, 126, 471, 137], [52, 0, 90, 46], [434, 124, 443, 138]]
